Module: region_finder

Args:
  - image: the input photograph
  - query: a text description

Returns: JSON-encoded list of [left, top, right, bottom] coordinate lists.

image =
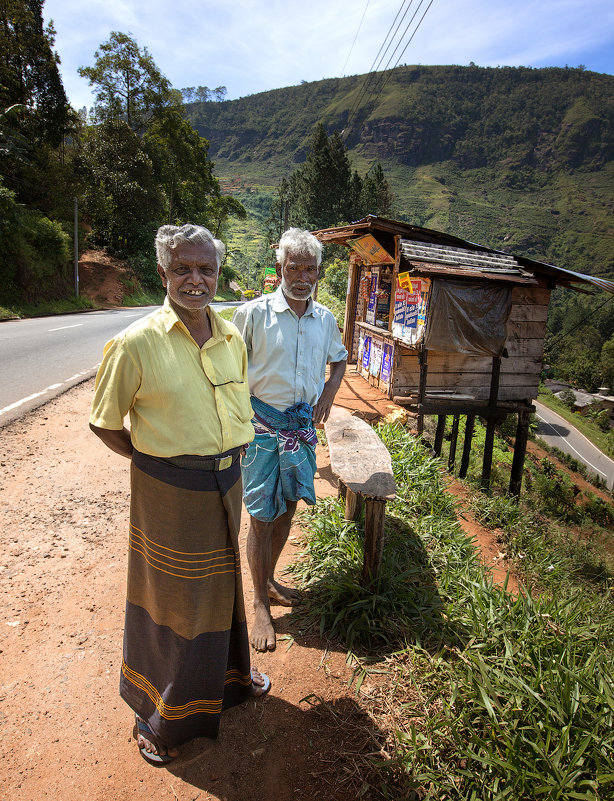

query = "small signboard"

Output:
[[392, 277, 431, 345], [380, 343, 393, 383], [365, 269, 379, 325], [263, 266, 280, 294], [369, 340, 383, 376], [362, 336, 371, 370], [348, 235, 394, 265]]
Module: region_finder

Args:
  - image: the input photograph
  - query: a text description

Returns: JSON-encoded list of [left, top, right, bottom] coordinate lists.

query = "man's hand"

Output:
[[312, 359, 347, 425], [312, 383, 337, 425]]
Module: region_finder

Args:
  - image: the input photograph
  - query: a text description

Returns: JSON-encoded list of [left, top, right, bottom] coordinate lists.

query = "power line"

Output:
[[379, 0, 430, 78], [362, 0, 434, 117], [343, 0, 434, 141], [547, 291, 614, 352], [341, 0, 371, 76], [343, 0, 414, 137]]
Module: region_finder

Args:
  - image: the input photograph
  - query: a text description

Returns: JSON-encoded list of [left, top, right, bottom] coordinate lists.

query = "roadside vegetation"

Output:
[[290, 422, 614, 799], [1, 12, 247, 313], [0, 296, 95, 320]]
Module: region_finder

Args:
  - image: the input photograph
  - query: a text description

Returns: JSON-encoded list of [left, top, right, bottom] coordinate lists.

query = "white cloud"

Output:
[[43, 0, 614, 110]]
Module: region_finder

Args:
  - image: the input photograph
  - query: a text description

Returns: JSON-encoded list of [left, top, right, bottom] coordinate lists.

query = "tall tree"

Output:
[[287, 123, 352, 229], [78, 31, 174, 133], [0, 0, 71, 210], [358, 162, 393, 218], [0, 0, 69, 148], [79, 118, 165, 256], [280, 125, 394, 231], [143, 107, 219, 224]]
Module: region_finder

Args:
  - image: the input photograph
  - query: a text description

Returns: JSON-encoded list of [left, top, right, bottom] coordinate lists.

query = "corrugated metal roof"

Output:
[[400, 240, 525, 274]]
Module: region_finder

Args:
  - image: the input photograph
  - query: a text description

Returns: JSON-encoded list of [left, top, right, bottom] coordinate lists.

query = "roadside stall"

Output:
[[314, 215, 614, 494]]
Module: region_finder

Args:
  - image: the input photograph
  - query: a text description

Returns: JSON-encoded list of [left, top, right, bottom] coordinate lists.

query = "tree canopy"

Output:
[[78, 31, 175, 133]]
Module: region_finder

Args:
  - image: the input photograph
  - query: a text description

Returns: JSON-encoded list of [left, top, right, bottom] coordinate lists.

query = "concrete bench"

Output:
[[324, 406, 396, 584]]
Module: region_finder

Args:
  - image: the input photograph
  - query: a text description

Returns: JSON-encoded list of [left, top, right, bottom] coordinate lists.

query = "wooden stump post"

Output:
[[325, 407, 396, 584], [345, 489, 364, 521], [361, 498, 387, 585]]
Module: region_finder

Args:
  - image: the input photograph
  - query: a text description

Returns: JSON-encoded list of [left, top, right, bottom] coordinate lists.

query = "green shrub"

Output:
[[290, 422, 614, 798], [126, 252, 161, 294], [321, 258, 348, 300], [0, 185, 71, 302], [533, 471, 578, 519], [580, 493, 614, 527]]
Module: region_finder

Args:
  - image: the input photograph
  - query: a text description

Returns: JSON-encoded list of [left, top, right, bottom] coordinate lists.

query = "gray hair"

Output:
[[275, 227, 322, 267], [155, 224, 226, 271]]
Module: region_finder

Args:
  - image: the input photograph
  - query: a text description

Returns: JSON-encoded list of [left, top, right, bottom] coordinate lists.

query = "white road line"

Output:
[[536, 414, 608, 479], [0, 365, 100, 418], [48, 324, 83, 332]]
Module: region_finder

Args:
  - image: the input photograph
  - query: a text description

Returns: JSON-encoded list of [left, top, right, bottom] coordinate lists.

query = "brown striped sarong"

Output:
[[120, 448, 252, 748]]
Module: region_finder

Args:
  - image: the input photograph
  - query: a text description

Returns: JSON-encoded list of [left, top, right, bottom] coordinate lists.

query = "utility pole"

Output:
[[73, 197, 79, 297]]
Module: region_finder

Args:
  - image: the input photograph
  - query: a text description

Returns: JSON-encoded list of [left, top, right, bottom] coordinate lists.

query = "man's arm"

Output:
[[89, 424, 133, 459], [313, 359, 347, 425]]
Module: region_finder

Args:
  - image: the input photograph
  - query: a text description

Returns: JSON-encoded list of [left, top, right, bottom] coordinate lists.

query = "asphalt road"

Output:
[[534, 400, 614, 489], [0, 302, 242, 427]]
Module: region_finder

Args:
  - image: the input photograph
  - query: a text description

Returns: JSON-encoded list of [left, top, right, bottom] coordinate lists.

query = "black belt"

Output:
[[164, 448, 241, 472]]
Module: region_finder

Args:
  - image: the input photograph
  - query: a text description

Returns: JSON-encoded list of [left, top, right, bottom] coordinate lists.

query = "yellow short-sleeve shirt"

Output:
[[90, 300, 254, 457]]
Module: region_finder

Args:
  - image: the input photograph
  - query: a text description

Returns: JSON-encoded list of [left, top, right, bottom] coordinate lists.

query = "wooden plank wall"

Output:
[[392, 286, 550, 403]]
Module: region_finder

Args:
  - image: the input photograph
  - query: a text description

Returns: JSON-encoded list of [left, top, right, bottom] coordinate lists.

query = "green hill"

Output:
[[187, 64, 614, 279]]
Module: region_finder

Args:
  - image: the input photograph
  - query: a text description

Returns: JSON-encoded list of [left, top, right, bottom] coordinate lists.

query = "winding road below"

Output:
[[534, 400, 614, 489]]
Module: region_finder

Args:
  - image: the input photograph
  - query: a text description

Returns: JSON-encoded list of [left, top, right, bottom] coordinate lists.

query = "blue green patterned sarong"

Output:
[[241, 397, 318, 522]]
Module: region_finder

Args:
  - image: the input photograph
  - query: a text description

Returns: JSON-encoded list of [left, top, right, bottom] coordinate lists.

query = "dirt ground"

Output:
[[0, 372, 526, 801], [78, 250, 132, 307]]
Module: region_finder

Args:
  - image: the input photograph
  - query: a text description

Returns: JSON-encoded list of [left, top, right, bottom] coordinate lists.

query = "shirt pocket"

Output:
[[218, 381, 254, 425]]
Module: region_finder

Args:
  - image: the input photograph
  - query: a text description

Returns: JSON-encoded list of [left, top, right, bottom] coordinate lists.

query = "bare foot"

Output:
[[135, 717, 179, 762], [268, 579, 302, 607], [250, 605, 276, 652], [250, 666, 271, 697]]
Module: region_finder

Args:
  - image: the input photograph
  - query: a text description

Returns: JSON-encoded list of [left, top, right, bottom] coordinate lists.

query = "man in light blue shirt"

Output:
[[233, 228, 347, 652]]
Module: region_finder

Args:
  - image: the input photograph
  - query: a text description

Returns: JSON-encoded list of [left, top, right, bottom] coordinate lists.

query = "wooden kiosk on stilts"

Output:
[[314, 215, 614, 495]]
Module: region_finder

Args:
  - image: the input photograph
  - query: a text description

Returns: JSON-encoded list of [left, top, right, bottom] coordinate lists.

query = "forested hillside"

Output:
[[188, 64, 614, 274], [188, 64, 614, 389]]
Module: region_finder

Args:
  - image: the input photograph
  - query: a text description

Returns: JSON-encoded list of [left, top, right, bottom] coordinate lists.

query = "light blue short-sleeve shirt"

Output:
[[232, 287, 348, 411]]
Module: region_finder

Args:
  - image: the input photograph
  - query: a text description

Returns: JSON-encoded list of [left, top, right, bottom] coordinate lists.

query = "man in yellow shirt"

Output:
[[90, 224, 269, 764]]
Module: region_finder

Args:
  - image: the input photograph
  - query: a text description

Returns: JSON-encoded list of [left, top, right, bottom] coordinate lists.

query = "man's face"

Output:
[[157, 240, 219, 313], [276, 250, 320, 302]]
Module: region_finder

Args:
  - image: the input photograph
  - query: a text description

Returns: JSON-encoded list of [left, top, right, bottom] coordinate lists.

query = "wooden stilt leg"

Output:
[[481, 418, 497, 492], [459, 414, 475, 479], [434, 414, 446, 456], [509, 411, 530, 497], [448, 414, 460, 472]]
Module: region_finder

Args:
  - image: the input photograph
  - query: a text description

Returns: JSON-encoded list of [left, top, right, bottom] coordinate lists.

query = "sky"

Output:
[[43, 0, 614, 111]]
